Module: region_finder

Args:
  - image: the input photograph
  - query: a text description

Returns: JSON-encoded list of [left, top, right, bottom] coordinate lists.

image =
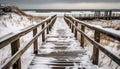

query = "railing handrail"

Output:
[[64, 15, 120, 65], [0, 15, 56, 49], [65, 15, 120, 41], [0, 15, 57, 69]]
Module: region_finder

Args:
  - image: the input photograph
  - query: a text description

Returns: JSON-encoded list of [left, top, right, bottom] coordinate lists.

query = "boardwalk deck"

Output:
[[28, 17, 98, 69]]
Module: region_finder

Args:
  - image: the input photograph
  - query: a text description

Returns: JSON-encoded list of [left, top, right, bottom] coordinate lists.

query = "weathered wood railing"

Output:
[[68, 13, 120, 20], [0, 15, 57, 69], [64, 15, 120, 65]]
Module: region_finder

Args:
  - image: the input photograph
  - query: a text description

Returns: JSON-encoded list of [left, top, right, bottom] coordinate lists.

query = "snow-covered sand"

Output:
[[0, 11, 120, 69], [0, 13, 37, 69], [81, 20, 120, 69]]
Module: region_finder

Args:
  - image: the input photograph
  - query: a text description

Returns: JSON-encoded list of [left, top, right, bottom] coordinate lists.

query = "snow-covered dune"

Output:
[[0, 12, 42, 69], [79, 20, 120, 69], [0, 13, 33, 37]]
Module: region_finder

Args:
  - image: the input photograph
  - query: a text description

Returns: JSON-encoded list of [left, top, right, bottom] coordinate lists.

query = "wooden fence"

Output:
[[64, 15, 120, 65], [0, 15, 57, 69]]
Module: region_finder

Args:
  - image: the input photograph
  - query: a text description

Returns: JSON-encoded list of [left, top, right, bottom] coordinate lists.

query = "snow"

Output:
[[25, 11, 65, 16], [65, 11, 95, 17], [0, 11, 120, 69], [29, 57, 57, 69], [104, 28, 120, 35], [28, 17, 99, 69], [82, 20, 120, 69], [87, 23, 120, 36], [0, 12, 37, 69], [0, 13, 32, 37]]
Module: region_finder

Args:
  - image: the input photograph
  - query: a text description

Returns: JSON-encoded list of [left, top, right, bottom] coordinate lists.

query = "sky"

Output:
[[0, 0, 120, 9]]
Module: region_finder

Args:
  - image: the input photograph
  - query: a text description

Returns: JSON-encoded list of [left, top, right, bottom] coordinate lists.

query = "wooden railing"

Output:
[[64, 15, 120, 65], [66, 12, 120, 20], [73, 14, 120, 20], [0, 15, 57, 69]]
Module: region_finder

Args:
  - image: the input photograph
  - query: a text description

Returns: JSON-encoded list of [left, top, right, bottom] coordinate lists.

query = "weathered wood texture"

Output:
[[81, 25, 85, 47], [74, 21, 78, 39], [64, 15, 120, 65], [72, 11, 120, 20], [28, 17, 97, 69], [0, 15, 56, 69], [11, 39, 21, 69], [92, 31, 100, 65], [42, 23, 45, 42], [0, 16, 52, 49], [33, 28, 38, 54]]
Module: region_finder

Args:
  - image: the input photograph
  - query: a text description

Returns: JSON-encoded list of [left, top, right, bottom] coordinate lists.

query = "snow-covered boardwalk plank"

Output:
[[28, 17, 98, 69]]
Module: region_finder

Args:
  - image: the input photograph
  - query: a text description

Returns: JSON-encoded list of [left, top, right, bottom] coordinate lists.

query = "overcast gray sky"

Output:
[[0, 0, 120, 9]]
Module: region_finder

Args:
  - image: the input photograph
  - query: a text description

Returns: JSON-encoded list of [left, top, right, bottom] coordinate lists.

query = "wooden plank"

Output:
[[11, 39, 21, 69], [33, 28, 38, 54], [28, 22, 91, 69]]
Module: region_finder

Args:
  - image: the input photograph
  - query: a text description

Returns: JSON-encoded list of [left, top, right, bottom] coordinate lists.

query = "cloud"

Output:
[[18, 2, 120, 9], [1, 0, 120, 5], [0, 0, 120, 9]]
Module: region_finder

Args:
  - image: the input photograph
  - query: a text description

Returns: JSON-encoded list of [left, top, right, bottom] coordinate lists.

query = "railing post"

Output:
[[69, 22, 71, 28], [49, 20, 52, 31], [42, 23, 45, 42], [75, 21, 78, 39], [71, 20, 74, 33], [73, 21, 75, 35], [47, 21, 49, 34], [11, 39, 21, 69], [72, 25, 74, 33], [109, 10, 112, 20], [81, 25, 85, 47], [92, 31, 100, 65], [33, 28, 38, 54]]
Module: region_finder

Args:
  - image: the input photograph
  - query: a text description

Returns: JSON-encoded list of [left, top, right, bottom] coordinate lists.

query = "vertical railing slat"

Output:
[[81, 25, 85, 47], [33, 28, 38, 54], [75, 21, 78, 39], [42, 23, 45, 42], [47, 21, 49, 34], [11, 39, 21, 69], [71, 20, 74, 33], [92, 31, 100, 65]]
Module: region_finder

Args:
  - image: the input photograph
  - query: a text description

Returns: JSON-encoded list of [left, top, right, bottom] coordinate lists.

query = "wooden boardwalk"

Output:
[[28, 18, 97, 69], [1, 15, 119, 69]]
